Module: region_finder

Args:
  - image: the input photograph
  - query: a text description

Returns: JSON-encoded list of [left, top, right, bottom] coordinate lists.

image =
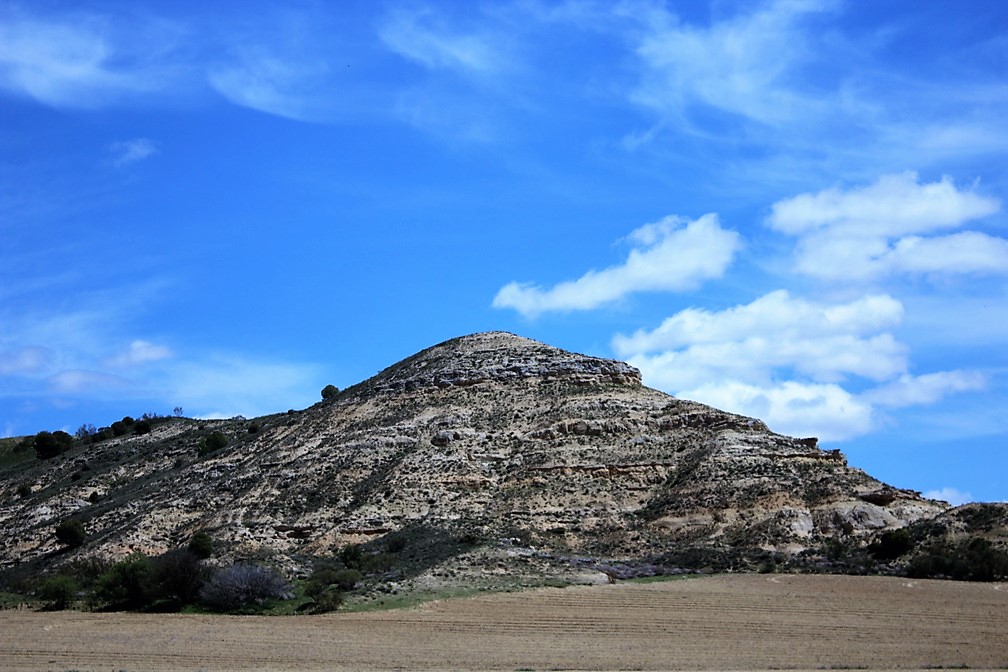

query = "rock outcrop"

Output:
[[0, 332, 949, 583]]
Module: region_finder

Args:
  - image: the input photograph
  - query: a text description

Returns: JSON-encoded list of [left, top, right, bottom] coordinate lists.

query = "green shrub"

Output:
[[198, 431, 228, 457], [338, 543, 363, 569], [321, 384, 339, 400], [93, 553, 154, 610], [34, 430, 73, 459], [870, 528, 914, 560], [38, 575, 79, 610], [134, 420, 152, 435], [907, 537, 1008, 581], [188, 530, 214, 559], [55, 518, 87, 548], [16, 482, 31, 499]]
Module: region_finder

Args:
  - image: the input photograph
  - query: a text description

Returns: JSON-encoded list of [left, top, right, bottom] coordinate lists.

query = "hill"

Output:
[[1, 332, 1003, 599]]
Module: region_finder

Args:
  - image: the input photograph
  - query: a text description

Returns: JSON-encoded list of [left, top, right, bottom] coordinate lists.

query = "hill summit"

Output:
[[0, 332, 956, 588]]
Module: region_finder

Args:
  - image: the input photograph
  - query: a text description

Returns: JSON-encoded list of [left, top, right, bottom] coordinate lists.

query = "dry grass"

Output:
[[1, 574, 1005, 670]]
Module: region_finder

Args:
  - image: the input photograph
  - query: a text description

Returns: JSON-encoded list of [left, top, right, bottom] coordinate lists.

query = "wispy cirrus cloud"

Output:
[[107, 138, 158, 167], [768, 172, 1004, 280], [379, 7, 507, 75], [627, 0, 838, 127], [0, 7, 187, 108], [493, 214, 741, 317]]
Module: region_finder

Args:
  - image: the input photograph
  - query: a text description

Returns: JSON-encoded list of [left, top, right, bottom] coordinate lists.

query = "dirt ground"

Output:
[[1, 574, 1005, 671]]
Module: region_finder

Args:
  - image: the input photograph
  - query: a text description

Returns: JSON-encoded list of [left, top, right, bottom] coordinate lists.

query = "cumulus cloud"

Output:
[[616, 290, 986, 442], [493, 214, 741, 317], [769, 172, 1004, 280], [682, 380, 873, 442], [108, 138, 157, 167], [923, 487, 973, 506], [615, 291, 906, 386]]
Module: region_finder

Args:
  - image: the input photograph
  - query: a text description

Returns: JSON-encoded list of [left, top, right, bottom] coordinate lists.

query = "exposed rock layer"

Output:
[[0, 332, 948, 577]]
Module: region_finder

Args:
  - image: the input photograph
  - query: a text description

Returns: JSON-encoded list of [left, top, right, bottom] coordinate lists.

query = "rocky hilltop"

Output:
[[0, 332, 964, 590]]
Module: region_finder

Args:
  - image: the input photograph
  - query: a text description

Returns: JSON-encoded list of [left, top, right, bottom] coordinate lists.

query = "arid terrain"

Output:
[[2, 574, 1005, 671]]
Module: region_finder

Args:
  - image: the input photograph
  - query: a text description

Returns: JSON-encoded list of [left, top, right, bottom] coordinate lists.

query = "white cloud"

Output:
[[864, 371, 987, 409], [769, 172, 1004, 280], [769, 172, 1000, 237], [379, 7, 505, 75], [0, 10, 182, 108], [923, 487, 973, 507], [47, 369, 130, 394], [681, 380, 873, 442], [628, 0, 837, 126], [108, 138, 158, 167], [105, 340, 173, 368], [616, 290, 988, 442], [0, 346, 51, 375], [207, 50, 326, 122], [615, 290, 906, 386], [493, 214, 741, 317]]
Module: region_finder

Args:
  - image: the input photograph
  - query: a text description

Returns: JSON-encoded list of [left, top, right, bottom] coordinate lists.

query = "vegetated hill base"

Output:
[[0, 574, 1005, 671], [1, 332, 1007, 611]]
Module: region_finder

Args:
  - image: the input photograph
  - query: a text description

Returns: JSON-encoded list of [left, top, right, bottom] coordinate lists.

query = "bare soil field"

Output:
[[1, 574, 1005, 671]]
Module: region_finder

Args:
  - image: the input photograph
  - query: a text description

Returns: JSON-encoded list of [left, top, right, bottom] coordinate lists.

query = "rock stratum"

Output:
[[0, 332, 984, 589]]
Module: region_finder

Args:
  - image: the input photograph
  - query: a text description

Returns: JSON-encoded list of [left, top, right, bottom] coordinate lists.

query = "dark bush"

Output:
[[385, 535, 407, 554], [152, 549, 205, 606], [870, 528, 914, 560], [34, 430, 74, 459], [134, 420, 152, 435], [38, 575, 79, 610], [188, 530, 214, 559], [321, 384, 339, 400], [339, 543, 363, 569], [93, 427, 115, 442], [198, 431, 228, 456], [199, 564, 292, 612], [16, 482, 32, 499], [907, 537, 1008, 581], [247, 421, 260, 434], [93, 553, 154, 610], [55, 518, 86, 548], [111, 421, 128, 437]]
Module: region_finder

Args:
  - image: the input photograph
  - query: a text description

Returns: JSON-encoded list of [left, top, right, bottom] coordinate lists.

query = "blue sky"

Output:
[[2, 0, 1006, 504]]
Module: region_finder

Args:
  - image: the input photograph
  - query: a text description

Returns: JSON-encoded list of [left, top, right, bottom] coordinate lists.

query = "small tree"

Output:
[[188, 530, 214, 559], [134, 419, 152, 435], [321, 384, 339, 400], [34, 430, 74, 459], [152, 549, 206, 606], [93, 553, 154, 610], [199, 564, 292, 611], [38, 575, 79, 610], [198, 431, 228, 456], [55, 518, 87, 548]]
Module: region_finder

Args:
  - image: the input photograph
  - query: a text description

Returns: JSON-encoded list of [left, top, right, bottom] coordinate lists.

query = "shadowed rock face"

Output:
[[0, 332, 947, 578]]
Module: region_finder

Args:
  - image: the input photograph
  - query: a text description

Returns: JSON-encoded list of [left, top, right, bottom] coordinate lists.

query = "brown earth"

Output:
[[1, 574, 1005, 671]]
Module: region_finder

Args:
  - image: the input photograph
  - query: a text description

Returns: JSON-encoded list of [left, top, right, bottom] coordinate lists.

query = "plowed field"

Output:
[[1, 574, 1005, 670]]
